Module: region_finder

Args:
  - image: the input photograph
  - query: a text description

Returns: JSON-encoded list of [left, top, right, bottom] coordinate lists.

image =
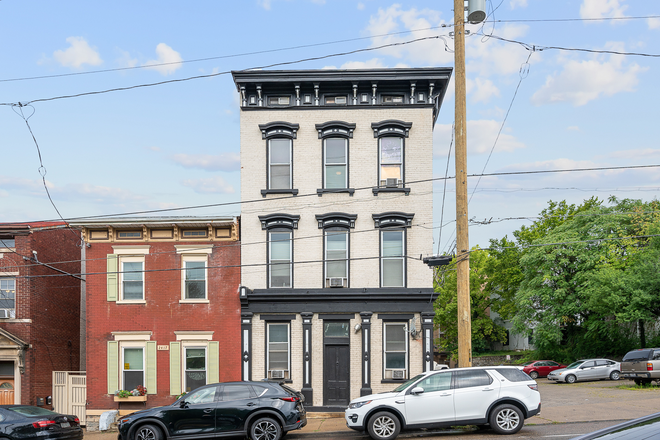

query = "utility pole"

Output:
[[454, 0, 472, 368]]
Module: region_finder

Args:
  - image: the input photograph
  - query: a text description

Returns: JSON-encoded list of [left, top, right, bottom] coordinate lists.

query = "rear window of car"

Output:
[[495, 368, 532, 382], [453, 370, 492, 388], [8, 406, 58, 417], [623, 349, 652, 361]]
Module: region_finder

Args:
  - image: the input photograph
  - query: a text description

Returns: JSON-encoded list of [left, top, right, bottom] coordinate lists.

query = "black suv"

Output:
[[117, 381, 306, 440]]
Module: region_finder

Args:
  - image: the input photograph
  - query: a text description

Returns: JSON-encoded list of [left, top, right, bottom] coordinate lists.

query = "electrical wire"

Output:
[[437, 123, 454, 255]]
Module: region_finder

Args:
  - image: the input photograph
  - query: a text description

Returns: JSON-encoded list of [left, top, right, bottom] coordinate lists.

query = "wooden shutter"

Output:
[[107, 341, 119, 394], [107, 254, 118, 302], [208, 341, 219, 384], [146, 341, 157, 394], [170, 342, 181, 396]]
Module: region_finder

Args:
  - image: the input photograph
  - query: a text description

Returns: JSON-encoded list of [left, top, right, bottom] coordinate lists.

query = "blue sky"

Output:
[[1, 0, 659, 253]]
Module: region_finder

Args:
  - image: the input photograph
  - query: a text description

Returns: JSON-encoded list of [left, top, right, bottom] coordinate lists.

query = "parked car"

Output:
[[522, 360, 567, 379], [118, 381, 306, 440], [620, 347, 660, 386], [0, 405, 82, 440], [345, 366, 541, 439], [570, 411, 660, 439], [547, 359, 620, 383]]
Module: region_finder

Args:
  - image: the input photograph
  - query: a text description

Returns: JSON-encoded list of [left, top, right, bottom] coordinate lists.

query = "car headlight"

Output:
[[348, 400, 372, 409]]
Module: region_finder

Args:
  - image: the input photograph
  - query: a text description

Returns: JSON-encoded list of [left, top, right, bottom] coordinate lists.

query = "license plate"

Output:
[[60, 422, 70, 428]]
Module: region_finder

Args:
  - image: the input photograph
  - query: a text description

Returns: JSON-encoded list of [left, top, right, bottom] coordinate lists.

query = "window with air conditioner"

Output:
[[0, 278, 16, 319], [384, 323, 408, 380], [325, 228, 348, 288], [267, 323, 290, 380], [379, 137, 403, 187]]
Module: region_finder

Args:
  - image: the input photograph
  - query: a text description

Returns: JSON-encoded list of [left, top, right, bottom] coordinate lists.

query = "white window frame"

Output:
[[324, 228, 348, 287], [268, 230, 292, 288], [381, 230, 405, 287], [121, 344, 145, 391], [268, 138, 292, 190], [378, 136, 404, 187], [267, 323, 290, 380], [181, 255, 208, 303], [183, 345, 208, 393], [383, 322, 408, 380], [119, 256, 145, 302], [323, 138, 348, 189], [0, 276, 17, 319]]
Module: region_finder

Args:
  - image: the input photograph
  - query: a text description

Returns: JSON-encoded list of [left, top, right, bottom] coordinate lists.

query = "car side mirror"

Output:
[[410, 387, 424, 395], [179, 400, 189, 408]]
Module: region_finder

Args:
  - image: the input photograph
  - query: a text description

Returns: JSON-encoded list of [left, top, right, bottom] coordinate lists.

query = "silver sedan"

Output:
[[547, 359, 621, 384]]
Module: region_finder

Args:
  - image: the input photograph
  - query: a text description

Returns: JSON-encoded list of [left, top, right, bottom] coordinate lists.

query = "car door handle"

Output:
[[440, 393, 451, 397], [247, 402, 257, 406], [203, 409, 213, 413], [482, 388, 494, 391]]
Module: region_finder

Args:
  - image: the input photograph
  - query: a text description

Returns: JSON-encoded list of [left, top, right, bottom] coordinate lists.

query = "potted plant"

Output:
[[113, 385, 147, 401]]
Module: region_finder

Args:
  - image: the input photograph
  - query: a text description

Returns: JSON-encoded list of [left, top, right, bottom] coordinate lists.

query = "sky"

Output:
[[1, 0, 659, 255]]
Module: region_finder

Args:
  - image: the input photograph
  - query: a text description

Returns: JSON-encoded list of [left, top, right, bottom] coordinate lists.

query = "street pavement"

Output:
[[83, 379, 660, 439]]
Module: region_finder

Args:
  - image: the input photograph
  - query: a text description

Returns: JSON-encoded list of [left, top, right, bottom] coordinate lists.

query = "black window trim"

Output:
[[264, 319, 293, 383], [372, 120, 412, 195], [259, 122, 299, 197], [381, 321, 411, 383]]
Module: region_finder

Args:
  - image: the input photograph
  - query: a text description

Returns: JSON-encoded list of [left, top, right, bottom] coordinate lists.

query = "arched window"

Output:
[[315, 121, 356, 195], [258, 122, 299, 196], [371, 120, 412, 195]]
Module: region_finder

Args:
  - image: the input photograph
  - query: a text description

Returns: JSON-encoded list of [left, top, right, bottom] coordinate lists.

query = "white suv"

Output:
[[345, 366, 541, 439]]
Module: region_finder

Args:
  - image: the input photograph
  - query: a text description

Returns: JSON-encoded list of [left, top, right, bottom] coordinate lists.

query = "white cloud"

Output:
[[510, 0, 528, 9], [466, 24, 533, 77], [258, 0, 272, 10], [567, 126, 580, 131], [531, 46, 646, 106], [115, 49, 138, 69], [182, 176, 235, 194], [608, 148, 660, 159], [143, 43, 183, 75], [648, 17, 660, 30], [433, 120, 526, 157], [53, 37, 102, 68], [467, 77, 500, 103], [357, 2, 365, 10], [171, 153, 240, 172], [580, 0, 628, 19], [340, 58, 386, 69]]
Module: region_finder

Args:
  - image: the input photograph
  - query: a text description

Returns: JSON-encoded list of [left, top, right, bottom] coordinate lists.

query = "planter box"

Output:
[[114, 396, 147, 402]]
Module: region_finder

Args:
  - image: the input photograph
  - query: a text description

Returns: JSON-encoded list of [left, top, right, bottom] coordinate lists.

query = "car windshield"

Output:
[[566, 361, 582, 369], [8, 406, 59, 417], [623, 349, 652, 361], [392, 374, 425, 392]]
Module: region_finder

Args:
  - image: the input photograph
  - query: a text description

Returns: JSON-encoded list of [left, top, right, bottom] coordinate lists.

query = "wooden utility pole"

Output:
[[454, 0, 472, 367]]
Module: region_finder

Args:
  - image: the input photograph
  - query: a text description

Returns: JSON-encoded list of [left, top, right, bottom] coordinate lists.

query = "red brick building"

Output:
[[0, 222, 82, 406], [71, 217, 241, 427]]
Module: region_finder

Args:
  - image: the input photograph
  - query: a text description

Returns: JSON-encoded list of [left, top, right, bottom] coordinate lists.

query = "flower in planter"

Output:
[[115, 385, 147, 397]]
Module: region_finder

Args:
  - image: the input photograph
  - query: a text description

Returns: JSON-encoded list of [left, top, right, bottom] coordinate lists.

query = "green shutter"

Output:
[[170, 342, 181, 395], [146, 341, 157, 394], [107, 341, 119, 394], [208, 341, 219, 384], [107, 254, 118, 302]]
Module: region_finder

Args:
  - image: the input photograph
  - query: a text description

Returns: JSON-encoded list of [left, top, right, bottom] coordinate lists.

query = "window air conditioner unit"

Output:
[[0, 309, 9, 319], [270, 370, 285, 379], [392, 369, 406, 379], [385, 178, 399, 188], [328, 277, 346, 288]]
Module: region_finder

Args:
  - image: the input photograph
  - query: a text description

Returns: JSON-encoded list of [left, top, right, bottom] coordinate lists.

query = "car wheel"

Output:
[[529, 371, 539, 379], [566, 374, 577, 384], [489, 404, 524, 435], [251, 417, 282, 440], [135, 424, 162, 440], [610, 371, 620, 381], [367, 411, 401, 440]]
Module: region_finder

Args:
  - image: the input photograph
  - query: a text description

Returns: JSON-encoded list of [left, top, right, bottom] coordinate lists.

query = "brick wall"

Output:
[[85, 239, 241, 410]]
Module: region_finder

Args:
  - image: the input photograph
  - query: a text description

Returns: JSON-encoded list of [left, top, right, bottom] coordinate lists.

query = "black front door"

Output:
[[324, 344, 350, 406]]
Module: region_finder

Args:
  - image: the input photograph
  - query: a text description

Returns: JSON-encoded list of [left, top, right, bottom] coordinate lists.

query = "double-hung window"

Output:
[[325, 228, 348, 288], [269, 138, 292, 189], [185, 347, 207, 392], [384, 323, 408, 379], [176, 246, 212, 303], [324, 138, 347, 189], [269, 230, 292, 288], [0, 278, 16, 319], [379, 137, 403, 187], [267, 323, 290, 380], [381, 230, 405, 287], [122, 347, 144, 391], [120, 257, 144, 301]]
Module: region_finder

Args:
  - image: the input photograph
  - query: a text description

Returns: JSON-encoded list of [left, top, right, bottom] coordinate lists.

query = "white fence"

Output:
[[52, 371, 86, 425]]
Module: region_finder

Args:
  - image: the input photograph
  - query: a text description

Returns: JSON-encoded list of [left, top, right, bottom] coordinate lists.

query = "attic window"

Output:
[[382, 95, 404, 104], [0, 238, 15, 248], [117, 231, 142, 240], [182, 230, 208, 238], [268, 96, 290, 106], [325, 96, 347, 105]]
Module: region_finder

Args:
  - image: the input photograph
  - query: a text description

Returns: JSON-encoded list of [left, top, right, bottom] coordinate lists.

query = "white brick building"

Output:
[[232, 68, 451, 409]]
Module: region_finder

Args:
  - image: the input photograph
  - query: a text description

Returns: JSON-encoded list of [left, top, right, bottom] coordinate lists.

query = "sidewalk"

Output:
[[83, 381, 660, 439]]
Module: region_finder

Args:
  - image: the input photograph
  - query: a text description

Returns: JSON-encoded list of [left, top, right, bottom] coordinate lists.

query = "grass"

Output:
[[615, 382, 660, 390]]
